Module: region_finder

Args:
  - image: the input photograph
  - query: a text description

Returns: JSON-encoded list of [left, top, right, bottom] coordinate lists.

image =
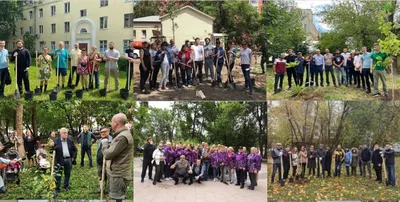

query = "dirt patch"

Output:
[[133, 60, 266, 101]]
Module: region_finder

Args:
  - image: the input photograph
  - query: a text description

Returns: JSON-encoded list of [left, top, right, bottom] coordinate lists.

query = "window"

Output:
[[64, 41, 69, 50], [100, 17, 108, 29], [100, 0, 108, 7], [142, 30, 146, 39], [51, 41, 55, 51], [39, 8, 43, 18], [29, 26, 33, 34], [124, 13, 134, 28], [99, 40, 107, 52], [29, 11, 33, 19], [64, 2, 70, 13], [80, 9, 87, 17], [39, 41, 45, 50], [80, 28, 88, 34], [123, 40, 130, 52], [64, 22, 70, 32], [51, 6, 56, 16], [39, 25, 43, 34], [51, 24, 56, 33], [20, 27, 23, 36], [133, 30, 136, 39]]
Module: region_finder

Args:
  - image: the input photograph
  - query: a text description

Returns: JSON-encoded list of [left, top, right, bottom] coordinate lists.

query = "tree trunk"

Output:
[[16, 102, 26, 155]]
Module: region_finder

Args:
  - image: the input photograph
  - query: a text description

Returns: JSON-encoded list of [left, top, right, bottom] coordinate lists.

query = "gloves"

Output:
[[279, 152, 283, 156]]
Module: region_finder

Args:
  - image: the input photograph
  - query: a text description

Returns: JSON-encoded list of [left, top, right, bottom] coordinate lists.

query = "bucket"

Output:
[[65, 90, 73, 100], [120, 89, 129, 100], [99, 88, 107, 97], [34, 88, 41, 95], [75, 90, 83, 99], [49, 92, 57, 101], [24, 91, 34, 101]]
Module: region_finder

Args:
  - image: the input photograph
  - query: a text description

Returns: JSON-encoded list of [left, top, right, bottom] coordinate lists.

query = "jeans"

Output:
[[325, 65, 336, 86], [314, 65, 323, 86], [373, 70, 387, 94], [89, 71, 100, 89], [271, 163, 281, 183], [80, 146, 93, 167], [139, 65, 150, 91], [241, 64, 252, 92], [354, 70, 361, 87], [216, 63, 223, 83], [334, 162, 342, 177], [336, 67, 347, 85], [150, 65, 160, 89], [202, 161, 210, 180], [345, 66, 352, 84], [54, 158, 72, 191], [17, 70, 30, 93], [182, 68, 192, 86], [205, 58, 215, 80], [362, 69, 372, 92], [274, 72, 284, 93], [286, 68, 297, 88], [168, 62, 180, 85], [213, 167, 218, 179], [0, 68, 8, 96], [160, 63, 170, 87], [387, 164, 396, 186]]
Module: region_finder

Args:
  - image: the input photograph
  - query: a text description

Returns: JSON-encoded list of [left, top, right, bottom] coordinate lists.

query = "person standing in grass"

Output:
[[77, 124, 97, 168], [360, 143, 372, 179], [353, 49, 362, 88], [96, 127, 112, 194], [36, 47, 52, 93], [285, 49, 297, 89], [323, 146, 332, 177], [299, 146, 307, 178], [273, 54, 286, 94], [351, 147, 359, 176], [361, 47, 373, 94], [24, 130, 37, 167], [101, 113, 133, 201], [333, 49, 346, 87], [382, 143, 396, 187], [344, 147, 352, 177], [124, 41, 135, 90], [324, 48, 336, 87], [341, 48, 351, 86], [291, 147, 299, 178], [334, 144, 345, 177], [0, 40, 9, 98], [104, 42, 120, 92], [260, 42, 267, 74], [10, 40, 31, 94], [312, 49, 324, 87], [69, 43, 81, 87], [347, 53, 356, 86], [89, 46, 102, 89], [307, 145, 317, 177], [371, 43, 389, 97], [295, 52, 305, 86], [77, 49, 90, 91], [53, 41, 68, 89], [372, 144, 382, 183], [316, 144, 326, 178]]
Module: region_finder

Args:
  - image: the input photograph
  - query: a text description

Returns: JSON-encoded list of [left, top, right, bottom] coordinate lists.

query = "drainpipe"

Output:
[[33, 3, 37, 52]]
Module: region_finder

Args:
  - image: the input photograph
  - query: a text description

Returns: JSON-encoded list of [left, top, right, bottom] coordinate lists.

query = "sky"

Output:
[[148, 101, 172, 109], [295, 0, 331, 32]]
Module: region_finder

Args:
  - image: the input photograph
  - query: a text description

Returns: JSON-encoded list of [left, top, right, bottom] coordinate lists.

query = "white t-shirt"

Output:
[[240, 48, 252, 65], [341, 52, 351, 66], [354, 55, 362, 68], [191, 45, 204, 61], [162, 53, 169, 65]]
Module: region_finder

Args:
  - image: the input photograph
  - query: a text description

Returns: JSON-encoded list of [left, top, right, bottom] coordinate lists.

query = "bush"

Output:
[[118, 58, 128, 71]]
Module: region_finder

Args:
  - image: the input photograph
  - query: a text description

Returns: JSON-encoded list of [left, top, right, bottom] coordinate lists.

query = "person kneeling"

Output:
[[189, 159, 204, 185], [171, 155, 191, 185]]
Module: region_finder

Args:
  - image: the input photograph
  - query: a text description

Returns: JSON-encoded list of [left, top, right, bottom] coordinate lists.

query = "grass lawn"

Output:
[[3, 59, 132, 101], [1, 144, 133, 200], [266, 68, 400, 100], [267, 157, 400, 201]]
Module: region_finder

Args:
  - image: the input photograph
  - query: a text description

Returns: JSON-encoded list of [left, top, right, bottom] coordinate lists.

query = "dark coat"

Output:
[[372, 149, 382, 169], [143, 143, 156, 162], [323, 150, 332, 171], [307, 150, 317, 168], [53, 137, 77, 166], [360, 148, 372, 162]]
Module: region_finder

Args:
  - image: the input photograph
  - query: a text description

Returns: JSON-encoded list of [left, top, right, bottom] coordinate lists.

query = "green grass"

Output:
[[4, 60, 132, 101], [267, 68, 400, 100], [267, 157, 400, 201], [2, 145, 133, 200]]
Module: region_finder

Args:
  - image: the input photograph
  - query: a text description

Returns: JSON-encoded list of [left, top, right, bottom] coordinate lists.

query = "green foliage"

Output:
[[22, 32, 36, 55], [0, 0, 24, 41], [117, 58, 129, 72], [377, 1, 400, 65], [133, 0, 160, 18]]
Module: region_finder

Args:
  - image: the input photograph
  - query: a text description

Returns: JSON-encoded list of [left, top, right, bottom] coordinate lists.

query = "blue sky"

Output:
[[295, 0, 331, 32]]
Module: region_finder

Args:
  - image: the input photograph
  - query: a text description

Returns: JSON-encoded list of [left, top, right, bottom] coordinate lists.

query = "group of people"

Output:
[[141, 138, 263, 190], [270, 143, 396, 187], [273, 43, 390, 97], [0, 39, 137, 97], [137, 38, 255, 96]]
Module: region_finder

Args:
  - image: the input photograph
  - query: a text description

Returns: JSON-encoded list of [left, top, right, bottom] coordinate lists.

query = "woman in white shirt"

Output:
[[191, 38, 204, 83], [152, 143, 165, 185], [238, 42, 253, 95], [292, 147, 299, 178]]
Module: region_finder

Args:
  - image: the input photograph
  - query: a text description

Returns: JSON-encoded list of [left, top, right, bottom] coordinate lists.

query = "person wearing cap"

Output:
[[141, 137, 156, 182], [167, 39, 180, 87], [316, 144, 326, 178], [371, 43, 389, 97], [344, 147, 352, 176], [139, 40, 152, 94], [360, 143, 372, 178], [334, 144, 345, 177], [382, 143, 395, 186], [104, 42, 120, 91], [170, 155, 191, 185], [295, 52, 305, 86], [273, 53, 286, 94], [270, 143, 283, 184], [372, 144, 382, 183], [152, 143, 165, 185], [235, 146, 247, 188]]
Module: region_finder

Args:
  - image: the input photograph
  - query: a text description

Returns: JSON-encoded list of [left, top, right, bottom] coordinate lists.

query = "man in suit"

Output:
[[50, 127, 77, 197]]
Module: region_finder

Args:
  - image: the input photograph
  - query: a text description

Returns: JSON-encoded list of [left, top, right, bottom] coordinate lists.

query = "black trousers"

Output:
[[283, 163, 290, 179], [374, 167, 382, 182], [292, 166, 297, 177], [169, 62, 180, 85], [194, 61, 203, 83], [301, 163, 306, 177], [126, 64, 134, 90], [189, 172, 202, 183], [296, 73, 304, 86], [68, 66, 80, 86], [362, 69, 373, 91], [150, 65, 161, 89], [141, 159, 153, 179], [17, 70, 30, 93], [172, 172, 189, 183], [354, 70, 361, 87], [139, 65, 150, 91], [309, 168, 315, 176], [236, 169, 245, 185], [287, 68, 297, 88], [314, 65, 323, 86], [54, 158, 72, 191], [260, 57, 266, 73], [249, 172, 257, 188], [323, 168, 331, 177], [80, 146, 92, 167], [0, 68, 7, 96]]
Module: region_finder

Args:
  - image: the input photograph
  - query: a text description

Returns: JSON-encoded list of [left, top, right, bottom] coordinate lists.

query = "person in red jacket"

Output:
[[178, 45, 193, 88]]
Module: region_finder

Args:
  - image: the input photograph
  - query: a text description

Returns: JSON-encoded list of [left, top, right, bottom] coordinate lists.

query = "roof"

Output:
[[134, 16, 161, 23], [160, 5, 215, 21]]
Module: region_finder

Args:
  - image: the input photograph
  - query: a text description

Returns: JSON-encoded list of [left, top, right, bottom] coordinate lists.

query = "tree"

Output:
[[133, 0, 160, 18], [0, 0, 24, 41]]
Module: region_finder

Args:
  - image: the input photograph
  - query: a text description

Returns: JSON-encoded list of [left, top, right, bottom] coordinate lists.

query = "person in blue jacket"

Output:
[[344, 147, 352, 177]]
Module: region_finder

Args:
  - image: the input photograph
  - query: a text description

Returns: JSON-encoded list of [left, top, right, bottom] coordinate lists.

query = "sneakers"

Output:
[[213, 178, 217, 182], [372, 93, 380, 97]]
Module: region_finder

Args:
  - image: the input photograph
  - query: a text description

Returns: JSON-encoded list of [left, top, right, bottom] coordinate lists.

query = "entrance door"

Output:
[[79, 43, 88, 51]]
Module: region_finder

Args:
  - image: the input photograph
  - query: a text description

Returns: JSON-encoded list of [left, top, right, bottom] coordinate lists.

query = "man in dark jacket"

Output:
[[77, 124, 97, 168], [51, 128, 77, 197], [372, 144, 382, 183], [270, 143, 283, 184], [295, 52, 305, 86], [282, 146, 290, 179], [141, 137, 156, 182], [358, 145, 363, 176], [189, 159, 204, 185], [360, 143, 372, 178], [316, 144, 326, 178], [323, 147, 332, 177], [382, 143, 396, 187], [334, 144, 345, 177], [285, 49, 298, 89], [10, 40, 31, 94]]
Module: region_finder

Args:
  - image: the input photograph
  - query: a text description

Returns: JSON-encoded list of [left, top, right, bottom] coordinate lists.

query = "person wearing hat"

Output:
[[141, 137, 156, 182], [170, 155, 191, 185], [360, 143, 372, 179], [235, 146, 247, 188], [316, 144, 326, 178], [139, 40, 152, 94], [270, 143, 283, 184], [273, 53, 287, 94]]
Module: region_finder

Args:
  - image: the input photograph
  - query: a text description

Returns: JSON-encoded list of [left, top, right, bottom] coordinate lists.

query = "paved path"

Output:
[[134, 158, 267, 202]]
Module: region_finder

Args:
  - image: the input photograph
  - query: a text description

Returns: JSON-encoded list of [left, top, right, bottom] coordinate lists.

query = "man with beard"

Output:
[[104, 42, 120, 91], [316, 144, 326, 178], [372, 144, 382, 183], [382, 143, 396, 186], [77, 124, 97, 168], [360, 143, 372, 179], [323, 147, 332, 177], [358, 145, 364, 176], [10, 40, 31, 94], [285, 49, 297, 89], [141, 137, 156, 182], [324, 48, 336, 87]]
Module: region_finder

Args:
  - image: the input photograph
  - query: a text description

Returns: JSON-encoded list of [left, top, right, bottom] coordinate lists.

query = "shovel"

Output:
[[14, 55, 20, 99], [382, 156, 390, 186], [100, 157, 106, 200], [289, 153, 294, 183], [212, 53, 218, 87], [173, 62, 179, 90], [89, 61, 95, 89], [54, 56, 60, 93], [279, 154, 285, 186], [34, 51, 41, 95]]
